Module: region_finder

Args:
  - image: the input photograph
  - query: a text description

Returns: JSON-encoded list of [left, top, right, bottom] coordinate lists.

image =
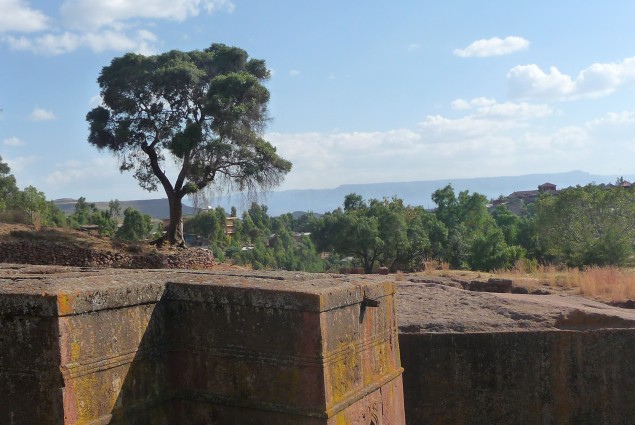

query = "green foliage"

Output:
[[10, 186, 47, 223], [86, 44, 291, 245], [108, 199, 121, 223], [491, 205, 521, 245], [311, 195, 434, 273], [468, 225, 526, 271], [534, 184, 635, 267], [220, 203, 324, 271], [432, 185, 508, 269], [116, 207, 153, 242], [0, 155, 18, 211], [184, 207, 227, 243], [71, 197, 96, 225], [0, 158, 65, 226], [45, 201, 67, 227]]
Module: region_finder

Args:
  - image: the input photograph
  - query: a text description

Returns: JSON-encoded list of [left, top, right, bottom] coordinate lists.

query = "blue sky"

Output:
[[2, 1, 635, 202]]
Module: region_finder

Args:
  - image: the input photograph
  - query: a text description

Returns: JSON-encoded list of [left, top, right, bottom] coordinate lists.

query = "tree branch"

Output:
[[140, 142, 176, 198]]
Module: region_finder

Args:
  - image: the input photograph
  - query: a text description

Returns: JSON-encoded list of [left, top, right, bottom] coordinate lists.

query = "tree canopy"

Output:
[[86, 44, 291, 245], [534, 184, 635, 267], [310, 194, 435, 273], [0, 155, 18, 211]]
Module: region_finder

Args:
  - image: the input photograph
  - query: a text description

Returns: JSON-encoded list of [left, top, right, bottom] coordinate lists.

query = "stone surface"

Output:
[[0, 264, 405, 425], [396, 280, 635, 334], [396, 280, 635, 425]]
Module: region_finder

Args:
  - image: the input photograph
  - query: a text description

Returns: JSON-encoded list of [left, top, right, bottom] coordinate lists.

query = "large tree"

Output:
[[86, 44, 292, 245]]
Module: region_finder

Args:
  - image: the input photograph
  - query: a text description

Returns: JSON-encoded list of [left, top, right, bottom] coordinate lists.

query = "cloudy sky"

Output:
[[2, 1, 635, 201]]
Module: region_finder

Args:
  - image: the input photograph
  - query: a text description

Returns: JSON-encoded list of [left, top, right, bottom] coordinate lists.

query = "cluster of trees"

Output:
[[533, 184, 635, 267], [0, 155, 153, 242], [191, 183, 635, 273], [306, 183, 635, 272], [0, 156, 66, 226], [309, 189, 524, 273], [184, 203, 324, 271], [69, 197, 153, 241]]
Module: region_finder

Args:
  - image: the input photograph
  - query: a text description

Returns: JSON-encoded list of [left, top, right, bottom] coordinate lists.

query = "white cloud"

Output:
[[267, 98, 563, 190], [269, 130, 423, 189], [83, 29, 158, 54], [2, 0, 231, 55], [60, 0, 234, 30], [5, 29, 158, 55], [451, 97, 496, 110], [508, 56, 635, 101], [0, 0, 49, 33], [5, 155, 37, 172], [3, 136, 24, 146], [289, 69, 301, 77], [46, 156, 120, 185], [42, 155, 156, 200], [475, 101, 553, 119], [448, 98, 552, 119], [454, 36, 529, 58], [451, 99, 471, 110], [587, 111, 635, 127], [407, 43, 420, 52], [29, 107, 56, 121]]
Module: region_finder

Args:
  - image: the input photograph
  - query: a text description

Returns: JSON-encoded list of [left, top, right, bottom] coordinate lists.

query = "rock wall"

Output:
[[399, 330, 635, 425], [0, 265, 405, 425], [0, 240, 215, 269]]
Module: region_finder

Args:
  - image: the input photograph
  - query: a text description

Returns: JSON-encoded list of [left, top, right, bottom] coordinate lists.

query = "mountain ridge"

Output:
[[55, 171, 634, 218]]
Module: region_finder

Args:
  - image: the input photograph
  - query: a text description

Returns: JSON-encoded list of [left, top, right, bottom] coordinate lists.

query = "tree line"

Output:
[[182, 182, 635, 272], [4, 151, 635, 272], [183, 203, 324, 272]]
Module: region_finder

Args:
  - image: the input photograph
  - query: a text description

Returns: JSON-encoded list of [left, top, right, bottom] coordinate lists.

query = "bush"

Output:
[[116, 208, 153, 242]]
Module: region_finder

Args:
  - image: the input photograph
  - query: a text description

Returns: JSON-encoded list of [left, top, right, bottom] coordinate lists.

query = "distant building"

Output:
[[494, 183, 559, 215], [538, 182, 557, 192], [508, 182, 558, 203]]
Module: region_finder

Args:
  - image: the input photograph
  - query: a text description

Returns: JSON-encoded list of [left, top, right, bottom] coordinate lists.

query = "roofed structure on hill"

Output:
[[491, 182, 560, 215]]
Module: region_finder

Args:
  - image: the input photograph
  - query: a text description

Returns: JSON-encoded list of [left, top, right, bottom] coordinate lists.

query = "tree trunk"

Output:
[[166, 195, 185, 246], [363, 257, 373, 274]]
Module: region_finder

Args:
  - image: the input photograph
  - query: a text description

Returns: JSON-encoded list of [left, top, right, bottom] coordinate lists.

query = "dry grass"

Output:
[[418, 258, 635, 303], [498, 264, 635, 302]]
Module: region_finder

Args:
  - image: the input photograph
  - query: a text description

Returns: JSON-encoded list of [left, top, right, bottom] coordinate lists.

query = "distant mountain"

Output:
[[213, 170, 633, 216], [53, 198, 200, 219], [55, 171, 635, 218]]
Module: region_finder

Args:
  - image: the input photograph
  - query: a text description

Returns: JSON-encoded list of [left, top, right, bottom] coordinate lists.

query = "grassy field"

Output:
[[422, 260, 635, 303]]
